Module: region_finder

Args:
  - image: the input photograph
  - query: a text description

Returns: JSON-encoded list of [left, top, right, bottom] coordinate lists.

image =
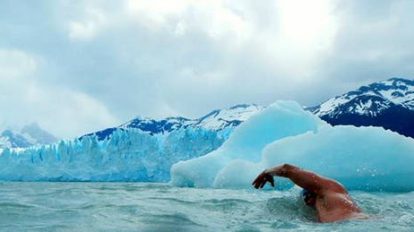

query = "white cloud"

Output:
[[0, 49, 37, 79], [125, 0, 252, 45], [125, 0, 188, 25], [68, 8, 108, 41], [119, 0, 339, 112], [23, 85, 119, 139], [0, 49, 118, 138], [1, 0, 414, 138]]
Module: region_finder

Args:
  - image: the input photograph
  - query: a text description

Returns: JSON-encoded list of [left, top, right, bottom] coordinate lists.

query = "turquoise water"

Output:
[[0, 182, 413, 231]]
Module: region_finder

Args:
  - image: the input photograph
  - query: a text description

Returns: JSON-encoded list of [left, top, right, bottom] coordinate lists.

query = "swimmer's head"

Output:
[[301, 189, 316, 207]]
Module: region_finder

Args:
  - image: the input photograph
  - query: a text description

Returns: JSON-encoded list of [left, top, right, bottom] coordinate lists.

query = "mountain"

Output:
[[0, 130, 33, 148], [309, 77, 414, 138], [0, 123, 58, 149], [1, 78, 413, 182], [81, 104, 264, 140], [0, 104, 264, 181], [21, 123, 59, 145]]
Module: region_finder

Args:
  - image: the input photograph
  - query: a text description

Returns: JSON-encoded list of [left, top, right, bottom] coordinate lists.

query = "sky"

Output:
[[1, 0, 414, 139]]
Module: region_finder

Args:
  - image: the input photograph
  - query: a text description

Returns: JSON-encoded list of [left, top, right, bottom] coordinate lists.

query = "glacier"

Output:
[[171, 101, 414, 192], [0, 104, 263, 181], [0, 128, 227, 181], [1, 100, 414, 192]]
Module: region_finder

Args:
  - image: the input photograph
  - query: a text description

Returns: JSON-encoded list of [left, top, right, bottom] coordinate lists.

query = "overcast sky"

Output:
[[1, 0, 414, 139]]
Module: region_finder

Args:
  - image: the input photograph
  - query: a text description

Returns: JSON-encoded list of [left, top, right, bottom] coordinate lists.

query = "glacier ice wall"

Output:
[[171, 101, 414, 192], [0, 128, 226, 181]]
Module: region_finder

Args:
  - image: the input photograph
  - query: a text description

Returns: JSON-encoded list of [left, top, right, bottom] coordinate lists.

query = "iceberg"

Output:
[[171, 101, 323, 188], [171, 101, 414, 192], [2, 99, 414, 190]]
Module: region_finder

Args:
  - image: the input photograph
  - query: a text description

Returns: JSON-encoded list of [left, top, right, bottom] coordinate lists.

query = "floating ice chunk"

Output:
[[261, 125, 414, 191], [170, 101, 322, 187], [171, 101, 414, 192]]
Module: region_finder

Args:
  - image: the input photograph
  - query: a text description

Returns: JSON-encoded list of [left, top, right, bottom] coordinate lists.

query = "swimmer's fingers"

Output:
[[263, 174, 274, 188], [268, 175, 275, 187], [252, 174, 262, 189], [251, 175, 258, 188], [252, 172, 266, 189], [252, 172, 274, 189], [260, 178, 266, 189]]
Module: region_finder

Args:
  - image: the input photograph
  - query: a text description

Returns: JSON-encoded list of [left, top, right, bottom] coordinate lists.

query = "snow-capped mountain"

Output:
[[0, 130, 33, 148], [0, 123, 58, 149], [21, 123, 58, 145], [82, 104, 264, 140], [310, 77, 414, 138], [0, 104, 264, 181], [2, 80, 413, 182], [194, 104, 263, 130]]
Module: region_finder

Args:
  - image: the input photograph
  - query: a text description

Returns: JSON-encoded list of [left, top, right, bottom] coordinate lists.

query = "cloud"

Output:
[[0, 49, 37, 78], [118, 0, 338, 113], [1, 0, 414, 138], [68, 8, 107, 41], [313, 0, 414, 95], [20, 85, 119, 139], [0, 49, 117, 138]]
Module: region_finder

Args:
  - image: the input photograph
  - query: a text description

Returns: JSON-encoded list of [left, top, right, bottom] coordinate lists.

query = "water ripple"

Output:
[[0, 182, 413, 232]]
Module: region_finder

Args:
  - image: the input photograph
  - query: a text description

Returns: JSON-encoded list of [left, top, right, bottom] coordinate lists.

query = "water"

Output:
[[0, 182, 413, 232]]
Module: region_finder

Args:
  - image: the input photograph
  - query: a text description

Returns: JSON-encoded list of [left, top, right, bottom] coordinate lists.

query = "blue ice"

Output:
[[171, 101, 414, 192], [0, 127, 226, 181]]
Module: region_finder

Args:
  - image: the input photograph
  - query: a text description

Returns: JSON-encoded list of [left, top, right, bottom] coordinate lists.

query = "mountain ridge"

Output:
[[0, 123, 58, 149], [81, 104, 265, 140], [3, 77, 413, 149], [310, 77, 414, 138]]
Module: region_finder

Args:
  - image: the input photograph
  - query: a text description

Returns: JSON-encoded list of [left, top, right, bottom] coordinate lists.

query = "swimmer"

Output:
[[252, 164, 367, 223]]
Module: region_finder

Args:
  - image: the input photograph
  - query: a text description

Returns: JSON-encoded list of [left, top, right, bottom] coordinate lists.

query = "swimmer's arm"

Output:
[[253, 164, 346, 194]]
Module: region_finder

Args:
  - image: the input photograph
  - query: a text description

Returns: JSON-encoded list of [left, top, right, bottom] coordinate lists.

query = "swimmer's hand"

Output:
[[252, 171, 274, 189]]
